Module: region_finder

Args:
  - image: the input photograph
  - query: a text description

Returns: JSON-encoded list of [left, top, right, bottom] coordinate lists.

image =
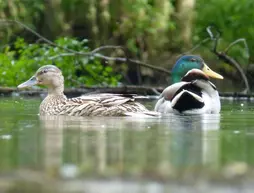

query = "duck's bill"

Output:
[[202, 63, 224, 79], [17, 76, 38, 89]]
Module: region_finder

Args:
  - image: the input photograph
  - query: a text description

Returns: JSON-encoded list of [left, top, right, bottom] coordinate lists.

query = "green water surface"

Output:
[[0, 97, 254, 192]]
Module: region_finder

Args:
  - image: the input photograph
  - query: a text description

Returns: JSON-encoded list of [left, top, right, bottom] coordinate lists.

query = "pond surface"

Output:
[[0, 97, 254, 193]]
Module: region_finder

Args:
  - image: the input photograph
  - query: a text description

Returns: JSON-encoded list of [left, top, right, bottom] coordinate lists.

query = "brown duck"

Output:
[[18, 65, 159, 117]]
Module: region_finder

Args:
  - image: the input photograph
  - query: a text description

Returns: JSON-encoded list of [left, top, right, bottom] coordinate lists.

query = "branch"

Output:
[[0, 19, 79, 54], [181, 37, 210, 56], [215, 52, 250, 93], [224, 38, 250, 61], [179, 27, 217, 56], [49, 52, 171, 74], [1, 19, 171, 75], [206, 26, 221, 52], [48, 45, 125, 59], [94, 54, 171, 74], [49, 53, 76, 60], [206, 25, 250, 93], [90, 45, 125, 54]]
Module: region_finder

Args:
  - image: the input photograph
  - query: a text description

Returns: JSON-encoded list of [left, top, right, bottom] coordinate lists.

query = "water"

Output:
[[0, 97, 254, 193]]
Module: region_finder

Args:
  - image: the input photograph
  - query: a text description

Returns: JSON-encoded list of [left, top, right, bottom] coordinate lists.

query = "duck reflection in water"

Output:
[[168, 114, 220, 168], [39, 113, 220, 178]]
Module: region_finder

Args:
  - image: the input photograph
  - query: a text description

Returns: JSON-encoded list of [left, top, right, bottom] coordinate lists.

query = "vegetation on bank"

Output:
[[0, 37, 122, 87], [0, 0, 253, 88]]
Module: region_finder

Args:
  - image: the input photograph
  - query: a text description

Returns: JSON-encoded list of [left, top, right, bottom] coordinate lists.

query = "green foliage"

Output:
[[0, 0, 175, 61], [0, 0, 44, 44], [0, 37, 121, 87], [2, 0, 254, 85], [194, 0, 254, 62], [115, 0, 174, 55]]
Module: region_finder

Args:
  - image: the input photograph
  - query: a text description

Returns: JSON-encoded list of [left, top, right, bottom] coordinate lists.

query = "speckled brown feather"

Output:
[[18, 65, 160, 117], [40, 93, 154, 116]]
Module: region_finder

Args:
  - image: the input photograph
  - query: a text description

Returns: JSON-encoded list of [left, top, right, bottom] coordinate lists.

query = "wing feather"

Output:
[[51, 93, 156, 116]]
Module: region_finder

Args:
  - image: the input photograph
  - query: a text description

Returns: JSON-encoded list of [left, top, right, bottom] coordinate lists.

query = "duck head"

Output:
[[171, 55, 223, 83], [18, 65, 64, 94], [181, 69, 217, 91], [181, 69, 210, 82]]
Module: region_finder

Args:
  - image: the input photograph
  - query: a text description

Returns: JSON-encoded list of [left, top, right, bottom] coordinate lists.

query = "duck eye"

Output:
[[38, 69, 48, 76], [190, 58, 196, 62]]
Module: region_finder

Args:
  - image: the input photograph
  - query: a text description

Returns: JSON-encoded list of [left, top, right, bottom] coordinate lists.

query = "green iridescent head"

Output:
[[171, 55, 223, 83]]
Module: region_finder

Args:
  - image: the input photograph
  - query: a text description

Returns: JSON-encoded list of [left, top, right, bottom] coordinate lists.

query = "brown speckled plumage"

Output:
[[18, 65, 159, 117]]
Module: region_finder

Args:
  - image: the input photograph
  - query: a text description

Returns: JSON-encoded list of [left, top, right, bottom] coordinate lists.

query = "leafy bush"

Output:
[[194, 0, 254, 63], [0, 37, 122, 87], [0, 0, 175, 62]]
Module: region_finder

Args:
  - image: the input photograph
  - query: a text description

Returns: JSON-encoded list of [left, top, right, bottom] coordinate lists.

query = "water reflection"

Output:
[[1, 98, 254, 192], [39, 113, 221, 178], [169, 114, 220, 170]]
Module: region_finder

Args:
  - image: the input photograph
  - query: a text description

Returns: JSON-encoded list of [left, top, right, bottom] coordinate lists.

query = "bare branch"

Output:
[[215, 53, 250, 93], [96, 53, 171, 75], [224, 38, 250, 61], [206, 26, 221, 52], [180, 26, 221, 56], [181, 26, 219, 57], [50, 52, 171, 74], [49, 46, 126, 60], [1, 19, 170, 76], [49, 53, 76, 60], [206, 26, 221, 40], [90, 45, 124, 54], [0, 19, 80, 54], [206, 26, 215, 40], [181, 37, 210, 56], [206, 26, 250, 93]]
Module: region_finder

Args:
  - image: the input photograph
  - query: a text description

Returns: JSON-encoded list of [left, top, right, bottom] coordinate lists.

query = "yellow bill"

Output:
[[202, 63, 224, 79]]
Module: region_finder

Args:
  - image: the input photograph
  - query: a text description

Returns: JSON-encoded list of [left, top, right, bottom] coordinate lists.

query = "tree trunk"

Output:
[[42, 0, 70, 39], [175, 0, 196, 47]]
